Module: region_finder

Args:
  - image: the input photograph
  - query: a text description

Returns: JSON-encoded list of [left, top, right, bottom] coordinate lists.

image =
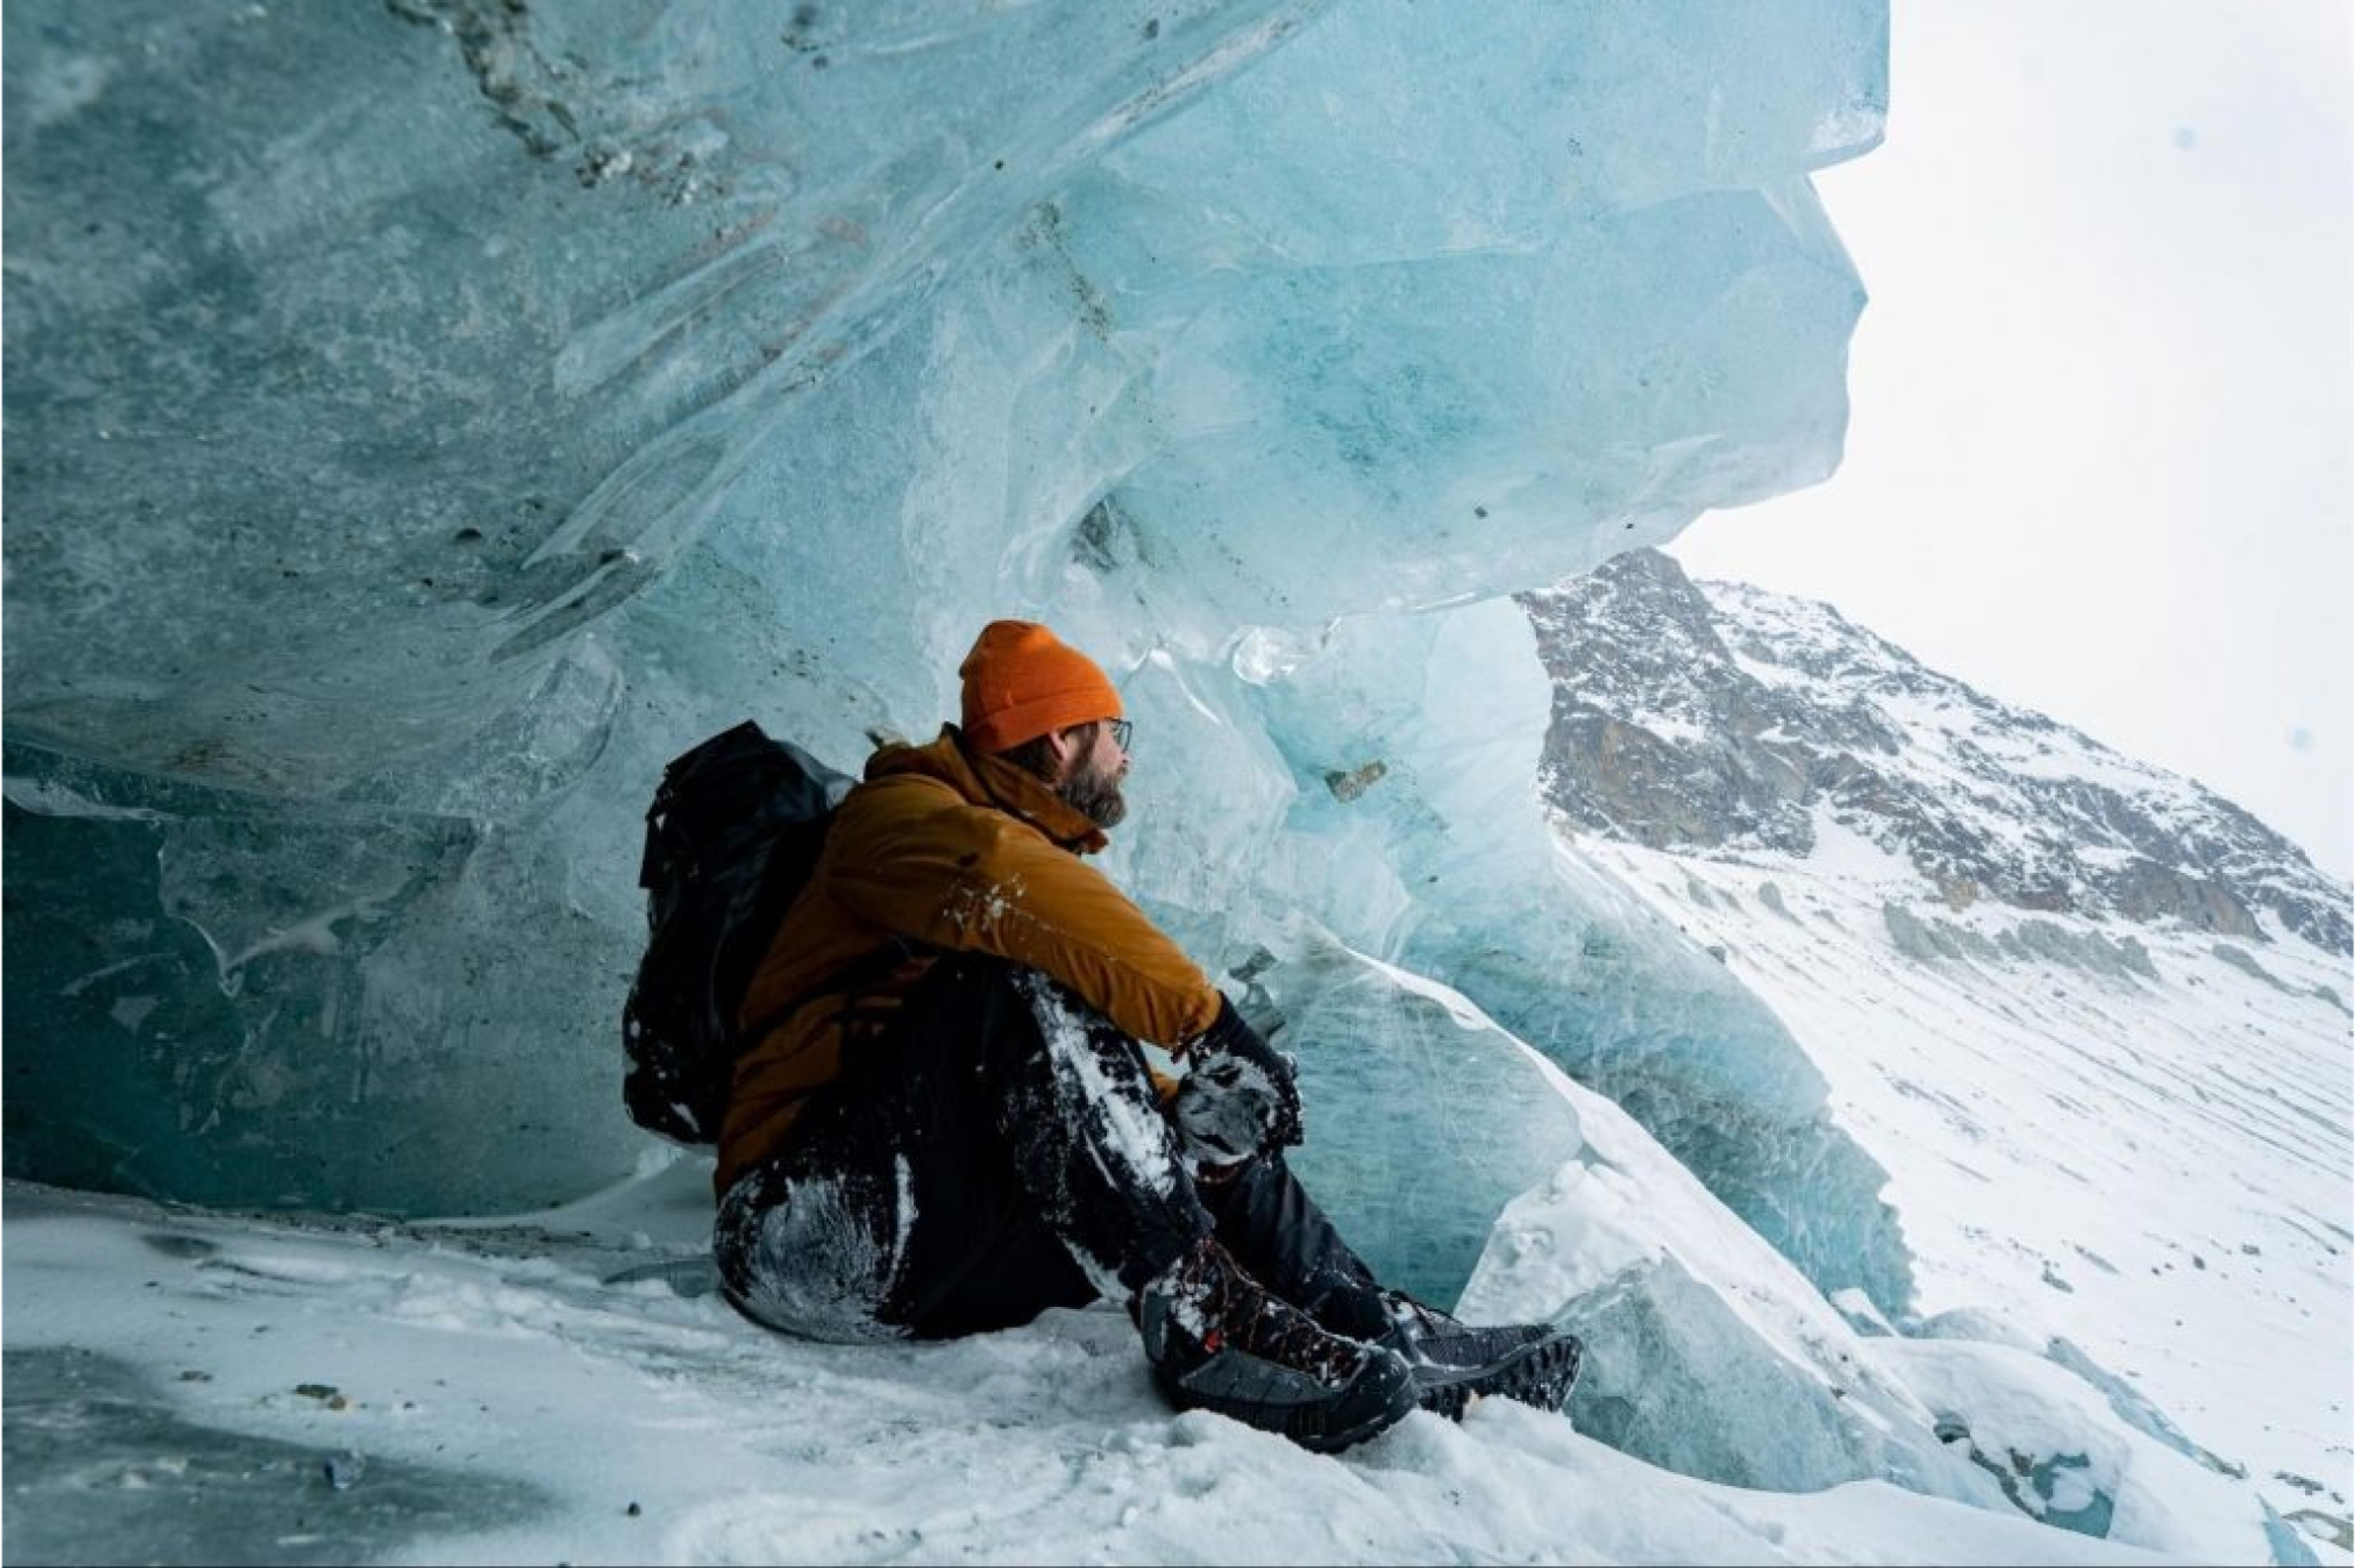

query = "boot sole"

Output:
[[1415, 1331, 1584, 1421], [1156, 1350, 1420, 1455]]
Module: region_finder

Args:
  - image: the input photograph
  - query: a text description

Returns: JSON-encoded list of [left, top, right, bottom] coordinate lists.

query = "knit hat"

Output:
[[959, 620, 1123, 754]]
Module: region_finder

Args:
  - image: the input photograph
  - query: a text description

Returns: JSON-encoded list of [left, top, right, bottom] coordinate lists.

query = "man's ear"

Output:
[[1041, 724, 1082, 776]]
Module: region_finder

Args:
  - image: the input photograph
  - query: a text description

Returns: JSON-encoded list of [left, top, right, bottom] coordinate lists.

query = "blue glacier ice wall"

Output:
[[4, 0, 1889, 1245], [1248, 922, 1588, 1307], [1228, 600, 1913, 1310]]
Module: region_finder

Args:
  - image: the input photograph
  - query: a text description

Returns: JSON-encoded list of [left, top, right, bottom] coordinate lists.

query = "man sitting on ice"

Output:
[[713, 619, 1583, 1451]]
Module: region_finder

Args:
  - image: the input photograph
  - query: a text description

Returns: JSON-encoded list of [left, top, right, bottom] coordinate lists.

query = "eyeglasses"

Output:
[[1107, 718, 1134, 752]]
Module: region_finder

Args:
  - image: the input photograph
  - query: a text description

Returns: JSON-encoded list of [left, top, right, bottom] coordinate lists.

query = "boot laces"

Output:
[[1183, 1241, 1367, 1387]]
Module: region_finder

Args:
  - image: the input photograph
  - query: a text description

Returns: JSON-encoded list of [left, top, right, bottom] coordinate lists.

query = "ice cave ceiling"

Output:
[[2, 0, 1889, 1243]]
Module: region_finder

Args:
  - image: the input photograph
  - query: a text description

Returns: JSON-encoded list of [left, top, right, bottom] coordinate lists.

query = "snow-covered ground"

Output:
[[10, 847, 2348, 1567], [6, 818, 2345, 1565], [1574, 820, 2354, 1562], [1, 1164, 2184, 1567]]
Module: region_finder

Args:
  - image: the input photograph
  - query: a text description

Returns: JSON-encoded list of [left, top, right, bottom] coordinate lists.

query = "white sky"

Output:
[[1669, 0, 2353, 881]]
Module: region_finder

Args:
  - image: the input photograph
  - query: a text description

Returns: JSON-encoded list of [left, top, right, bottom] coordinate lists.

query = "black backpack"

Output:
[[622, 721, 854, 1145]]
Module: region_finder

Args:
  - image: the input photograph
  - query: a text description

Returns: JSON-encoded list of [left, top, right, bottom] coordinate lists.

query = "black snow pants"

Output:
[[714, 955, 1392, 1344]]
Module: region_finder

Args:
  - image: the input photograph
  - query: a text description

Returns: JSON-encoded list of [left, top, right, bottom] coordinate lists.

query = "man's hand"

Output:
[[1173, 996, 1303, 1168]]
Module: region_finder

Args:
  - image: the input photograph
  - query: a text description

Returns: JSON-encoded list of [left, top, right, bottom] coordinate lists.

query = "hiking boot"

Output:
[[1136, 1237, 1417, 1453], [1374, 1291, 1584, 1421]]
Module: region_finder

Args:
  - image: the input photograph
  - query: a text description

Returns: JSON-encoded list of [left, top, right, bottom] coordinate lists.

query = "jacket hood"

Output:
[[864, 726, 1110, 855]]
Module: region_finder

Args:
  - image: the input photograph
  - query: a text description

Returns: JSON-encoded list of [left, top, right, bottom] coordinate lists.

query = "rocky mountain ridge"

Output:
[[1520, 548, 2351, 955]]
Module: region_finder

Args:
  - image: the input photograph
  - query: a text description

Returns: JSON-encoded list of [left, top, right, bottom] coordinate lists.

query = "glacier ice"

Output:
[[4, 0, 1886, 1222], [1872, 1336, 2323, 1564], [1235, 600, 1915, 1312], [16, 5, 2346, 1543], [2, 1345, 552, 1564], [3, 733, 627, 1209], [2, 0, 1327, 792], [1557, 1253, 1989, 1501], [1255, 925, 1587, 1307]]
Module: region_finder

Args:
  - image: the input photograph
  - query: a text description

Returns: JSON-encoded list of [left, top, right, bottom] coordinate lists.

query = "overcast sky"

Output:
[[1669, 0, 2353, 882]]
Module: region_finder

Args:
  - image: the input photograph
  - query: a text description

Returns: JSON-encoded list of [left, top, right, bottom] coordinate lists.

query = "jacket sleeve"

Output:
[[826, 783, 1223, 1050]]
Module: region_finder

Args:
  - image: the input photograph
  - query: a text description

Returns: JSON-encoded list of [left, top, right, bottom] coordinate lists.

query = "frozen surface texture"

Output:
[[1262, 928, 1588, 1307], [0, 1177, 2102, 1567], [0, 1026, 2311, 1567], [4, 0, 1884, 1214], [1230, 600, 1915, 1315]]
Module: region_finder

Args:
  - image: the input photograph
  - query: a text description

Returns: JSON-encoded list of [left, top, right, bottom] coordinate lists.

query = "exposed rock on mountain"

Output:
[[1520, 549, 2350, 954]]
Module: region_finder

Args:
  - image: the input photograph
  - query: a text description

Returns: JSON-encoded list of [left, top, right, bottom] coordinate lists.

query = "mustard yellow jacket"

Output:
[[718, 727, 1223, 1193]]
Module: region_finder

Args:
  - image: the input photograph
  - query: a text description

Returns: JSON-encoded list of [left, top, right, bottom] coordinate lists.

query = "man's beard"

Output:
[[1059, 754, 1128, 830]]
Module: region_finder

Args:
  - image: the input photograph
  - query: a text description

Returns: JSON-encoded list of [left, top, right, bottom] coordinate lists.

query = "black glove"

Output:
[[1172, 995, 1303, 1168]]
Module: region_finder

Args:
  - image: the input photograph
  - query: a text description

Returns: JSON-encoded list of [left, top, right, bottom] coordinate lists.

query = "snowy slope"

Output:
[[1518, 552, 2353, 1559], [1577, 830, 2351, 1542]]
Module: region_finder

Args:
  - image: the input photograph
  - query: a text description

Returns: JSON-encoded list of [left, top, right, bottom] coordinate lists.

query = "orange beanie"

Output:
[[959, 621, 1123, 754]]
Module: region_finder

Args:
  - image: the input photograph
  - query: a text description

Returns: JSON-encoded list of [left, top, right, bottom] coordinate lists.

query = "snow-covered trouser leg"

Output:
[[1196, 1153, 1392, 1342], [716, 957, 1212, 1341], [1000, 968, 1211, 1301]]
